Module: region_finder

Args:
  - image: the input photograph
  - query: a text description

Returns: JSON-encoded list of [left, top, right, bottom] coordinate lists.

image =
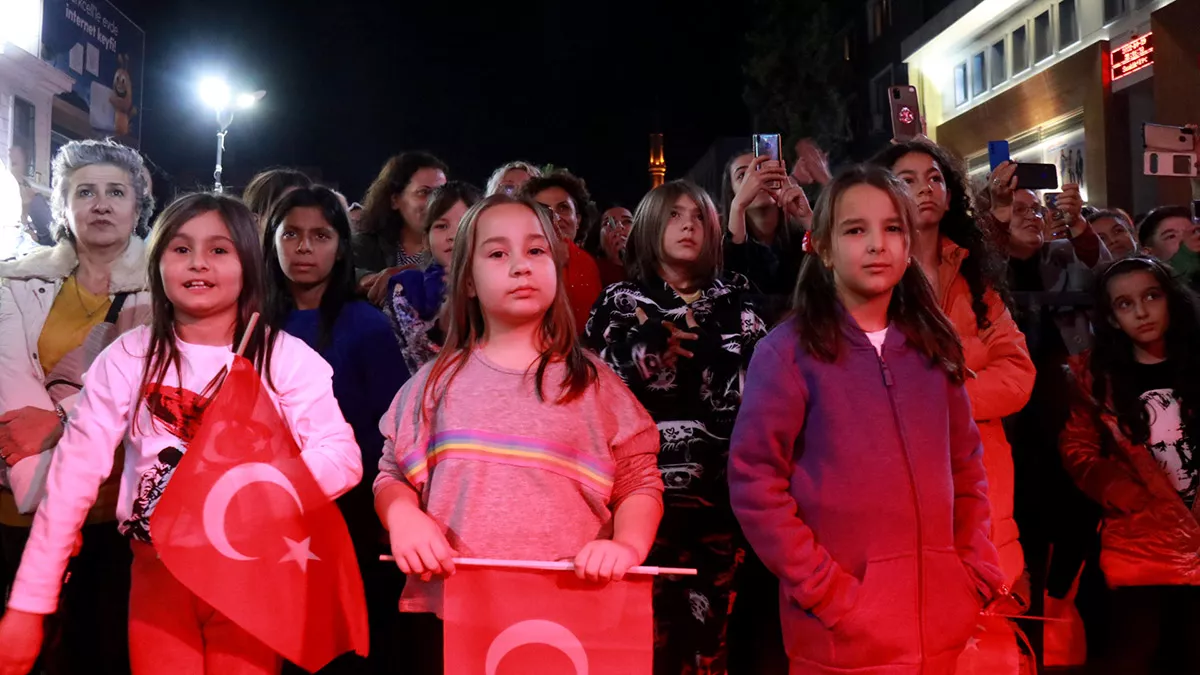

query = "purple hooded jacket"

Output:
[[729, 315, 1004, 674]]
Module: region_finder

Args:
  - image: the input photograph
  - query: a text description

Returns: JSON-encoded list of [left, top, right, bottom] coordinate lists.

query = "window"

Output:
[[954, 63, 968, 106], [971, 52, 986, 97], [1034, 10, 1052, 62], [1104, 0, 1126, 23], [990, 39, 1006, 86], [1059, 0, 1079, 46], [1013, 25, 1029, 73], [870, 68, 893, 132], [11, 98, 35, 179]]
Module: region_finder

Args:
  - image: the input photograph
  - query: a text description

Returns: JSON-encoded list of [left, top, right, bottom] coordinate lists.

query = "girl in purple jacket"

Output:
[[728, 165, 1006, 675]]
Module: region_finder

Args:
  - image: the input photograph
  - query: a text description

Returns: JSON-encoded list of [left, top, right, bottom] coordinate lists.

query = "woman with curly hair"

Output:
[[874, 140, 1036, 674]]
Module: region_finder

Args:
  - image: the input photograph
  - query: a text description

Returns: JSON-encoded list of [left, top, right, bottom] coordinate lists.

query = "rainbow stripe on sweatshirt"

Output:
[[397, 429, 616, 495]]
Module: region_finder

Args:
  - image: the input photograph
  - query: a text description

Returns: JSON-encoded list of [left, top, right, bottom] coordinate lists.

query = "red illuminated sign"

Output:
[[1111, 33, 1154, 82]]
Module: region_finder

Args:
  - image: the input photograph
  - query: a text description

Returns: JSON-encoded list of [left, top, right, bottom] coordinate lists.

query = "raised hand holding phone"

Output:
[[1050, 184, 1086, 239], [728, 156, 787, 244]]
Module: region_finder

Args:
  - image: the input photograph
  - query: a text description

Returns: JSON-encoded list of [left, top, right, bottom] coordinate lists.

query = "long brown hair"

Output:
[[359, 151, 447, 235], [138, 193, 273, 426], [625, 180, 723, 287], [792, 164, 966, 383], [421, 194, 597, 412]]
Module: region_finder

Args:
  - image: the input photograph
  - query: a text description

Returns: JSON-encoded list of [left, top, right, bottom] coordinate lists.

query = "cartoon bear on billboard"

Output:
[[110, 54, 137, 137]]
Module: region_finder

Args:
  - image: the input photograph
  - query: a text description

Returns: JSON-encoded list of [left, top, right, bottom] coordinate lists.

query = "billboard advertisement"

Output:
[[40, 0, 145, 145]]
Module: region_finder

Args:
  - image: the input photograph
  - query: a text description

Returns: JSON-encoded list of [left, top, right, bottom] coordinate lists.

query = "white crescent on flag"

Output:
[[202, 462, 304, 561], [485, 619, 588, 675]]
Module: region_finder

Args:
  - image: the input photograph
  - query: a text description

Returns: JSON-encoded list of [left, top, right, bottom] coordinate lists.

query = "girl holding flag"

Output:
[[374, 194, 664, 674], [0, 193, 363, 675]]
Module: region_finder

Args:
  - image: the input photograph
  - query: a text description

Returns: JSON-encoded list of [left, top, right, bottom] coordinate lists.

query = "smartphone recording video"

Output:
[[752, 133, 782, 189], [889, 86, 921, 143]]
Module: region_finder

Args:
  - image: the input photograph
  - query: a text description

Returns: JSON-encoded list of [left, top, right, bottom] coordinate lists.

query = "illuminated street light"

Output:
[[199, 77, 266, 193]]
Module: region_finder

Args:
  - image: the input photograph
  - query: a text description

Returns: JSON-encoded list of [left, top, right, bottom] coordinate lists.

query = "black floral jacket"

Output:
[[584, 273, 767, 522]]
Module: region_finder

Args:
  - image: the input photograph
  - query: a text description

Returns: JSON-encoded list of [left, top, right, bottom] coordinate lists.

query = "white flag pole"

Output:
[[379, 555, 697, 577]]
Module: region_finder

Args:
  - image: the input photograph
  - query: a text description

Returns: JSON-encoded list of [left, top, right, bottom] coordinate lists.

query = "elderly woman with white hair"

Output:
[[0, 139, 153, 674]]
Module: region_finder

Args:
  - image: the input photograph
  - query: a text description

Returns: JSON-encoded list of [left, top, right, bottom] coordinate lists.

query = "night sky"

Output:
[[114, 0, 755, 209]]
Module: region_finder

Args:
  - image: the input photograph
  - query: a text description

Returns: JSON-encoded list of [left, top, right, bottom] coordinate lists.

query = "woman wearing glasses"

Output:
[[988, 161, 1112, 673]]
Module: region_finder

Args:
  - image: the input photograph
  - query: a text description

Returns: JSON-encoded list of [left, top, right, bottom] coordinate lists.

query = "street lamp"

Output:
[[199, 77, 265, 193]]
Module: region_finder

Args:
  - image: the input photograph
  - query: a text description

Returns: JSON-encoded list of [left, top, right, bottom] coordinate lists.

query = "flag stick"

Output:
[[235, 312, 261, 357], [379, 555, 697, 576], [985, 612, 1071, 623]]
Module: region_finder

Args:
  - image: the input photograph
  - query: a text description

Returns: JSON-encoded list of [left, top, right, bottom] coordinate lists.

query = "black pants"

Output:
[[1098, 585, 1200, 674], [0, 521, 132, 675], [726, 548, 788, 675]]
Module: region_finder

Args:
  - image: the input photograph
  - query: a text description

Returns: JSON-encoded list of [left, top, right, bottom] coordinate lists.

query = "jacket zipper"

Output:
[[876, 350, 926, 671]]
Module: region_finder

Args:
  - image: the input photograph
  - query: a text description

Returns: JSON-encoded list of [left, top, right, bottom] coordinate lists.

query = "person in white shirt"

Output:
[[0, 192, 362, 675]]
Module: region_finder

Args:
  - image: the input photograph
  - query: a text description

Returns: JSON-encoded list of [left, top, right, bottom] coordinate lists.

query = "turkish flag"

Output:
[[444, 566, 653, 674], [149, 356, 368, 672]]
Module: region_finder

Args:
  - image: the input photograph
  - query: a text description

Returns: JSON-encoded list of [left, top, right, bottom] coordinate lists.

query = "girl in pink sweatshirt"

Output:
[[0, 193, 362, 675], [374, 194, 664, 675]]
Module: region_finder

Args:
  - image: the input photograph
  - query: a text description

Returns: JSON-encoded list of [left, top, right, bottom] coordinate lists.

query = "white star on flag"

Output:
[[279, 536, 320, 572]]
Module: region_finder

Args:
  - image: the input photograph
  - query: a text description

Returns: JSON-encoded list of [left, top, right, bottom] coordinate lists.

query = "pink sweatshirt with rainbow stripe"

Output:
[[373, 349, 664, 615]]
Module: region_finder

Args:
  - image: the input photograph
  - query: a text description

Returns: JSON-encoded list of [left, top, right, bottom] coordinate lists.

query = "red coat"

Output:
[[936, 238, 1035, 586], [564, 242, 602, 337], [1059, 353, 1200, 587]]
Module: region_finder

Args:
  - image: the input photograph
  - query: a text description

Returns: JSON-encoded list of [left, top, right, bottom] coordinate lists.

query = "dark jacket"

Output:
[[584, 273, 767, 525], [729, 314, 1003, 674], [722, 230, 805, 324]]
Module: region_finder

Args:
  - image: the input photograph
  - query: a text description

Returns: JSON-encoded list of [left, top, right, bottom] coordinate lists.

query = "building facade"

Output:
[[2, 0, 145, 190], [902, 0, 1197, 215], [1, 2, 73, 186]]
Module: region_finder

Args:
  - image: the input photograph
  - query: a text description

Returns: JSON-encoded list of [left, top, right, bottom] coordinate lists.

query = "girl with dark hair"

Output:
[[873, 141, 1034, 671], [729, 164, 1005, 673], [0, 193, 362, 675], [374, 195, 663, 674], [1060, 257, 1200, 673], [354, 152, 448, 304], [263, 186, 409, 674], [585, 180, 767, 674], [720, 151, 814, 322], [387, 181, 482, 374]]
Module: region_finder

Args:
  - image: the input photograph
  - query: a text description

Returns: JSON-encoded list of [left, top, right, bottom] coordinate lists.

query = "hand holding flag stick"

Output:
[[379, 555, 697, 576]]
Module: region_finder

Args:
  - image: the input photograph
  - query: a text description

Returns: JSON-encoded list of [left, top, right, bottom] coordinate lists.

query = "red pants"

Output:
[[128, 542, 280, 675]]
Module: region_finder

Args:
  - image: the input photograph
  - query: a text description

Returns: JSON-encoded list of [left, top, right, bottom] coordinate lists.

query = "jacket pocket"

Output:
[[924, 548, 984, 657], [819, 555, 919, 669]]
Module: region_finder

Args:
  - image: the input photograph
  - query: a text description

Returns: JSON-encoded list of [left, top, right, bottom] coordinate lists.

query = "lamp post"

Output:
[[199, 77, 265, 193]]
